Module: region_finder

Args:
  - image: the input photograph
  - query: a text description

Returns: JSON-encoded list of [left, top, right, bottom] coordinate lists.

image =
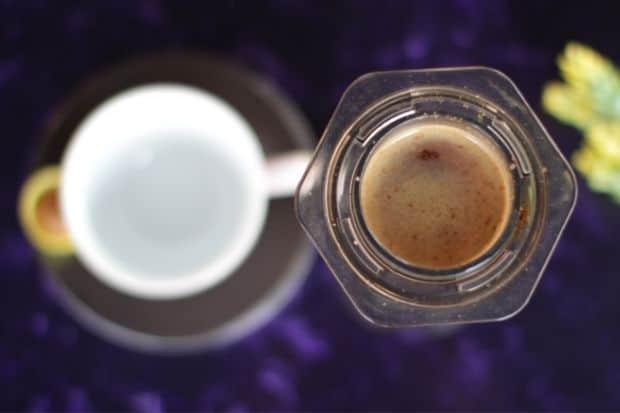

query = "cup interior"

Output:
[[61, 84, 268, 299]]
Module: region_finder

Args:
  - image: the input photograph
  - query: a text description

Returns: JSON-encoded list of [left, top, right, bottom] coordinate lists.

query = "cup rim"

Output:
[[60, 83, 268, 300]]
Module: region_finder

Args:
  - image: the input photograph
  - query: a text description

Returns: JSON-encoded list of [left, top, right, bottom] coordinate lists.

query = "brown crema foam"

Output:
[[359, 119, 513, 270]]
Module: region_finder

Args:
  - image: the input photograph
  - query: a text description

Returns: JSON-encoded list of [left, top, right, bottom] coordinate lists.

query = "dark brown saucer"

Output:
[[31, 53, 315, 354]]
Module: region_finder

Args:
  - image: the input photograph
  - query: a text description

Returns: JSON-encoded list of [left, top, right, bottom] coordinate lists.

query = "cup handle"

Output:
[[265, 150, 314, 199]]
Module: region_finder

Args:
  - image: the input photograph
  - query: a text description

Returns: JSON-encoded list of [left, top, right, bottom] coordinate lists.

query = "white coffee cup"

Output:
[[58, 84, 311, 300]]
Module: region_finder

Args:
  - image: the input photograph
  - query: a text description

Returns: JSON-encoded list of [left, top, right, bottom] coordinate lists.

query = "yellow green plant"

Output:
[[543, 42, 620, 201]]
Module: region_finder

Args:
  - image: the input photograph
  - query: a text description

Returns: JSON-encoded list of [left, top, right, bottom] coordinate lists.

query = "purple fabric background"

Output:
[[1, 0, 620, 411]]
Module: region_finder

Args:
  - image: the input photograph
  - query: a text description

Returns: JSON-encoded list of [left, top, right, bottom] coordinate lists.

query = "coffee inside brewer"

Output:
[[359, 119, 513, 270]]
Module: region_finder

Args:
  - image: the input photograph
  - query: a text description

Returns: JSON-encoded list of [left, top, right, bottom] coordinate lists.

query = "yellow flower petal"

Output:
[[559, 42, 620, 91], [542, 82, 598, 129], [586, 122, 620, 161]]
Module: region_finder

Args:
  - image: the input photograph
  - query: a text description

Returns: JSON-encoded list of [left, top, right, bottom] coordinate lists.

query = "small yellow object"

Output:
[[18, 166, 73, 256]]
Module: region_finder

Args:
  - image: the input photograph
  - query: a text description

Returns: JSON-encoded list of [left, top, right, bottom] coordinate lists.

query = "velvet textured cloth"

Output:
[[1, 0, 618, 411]]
